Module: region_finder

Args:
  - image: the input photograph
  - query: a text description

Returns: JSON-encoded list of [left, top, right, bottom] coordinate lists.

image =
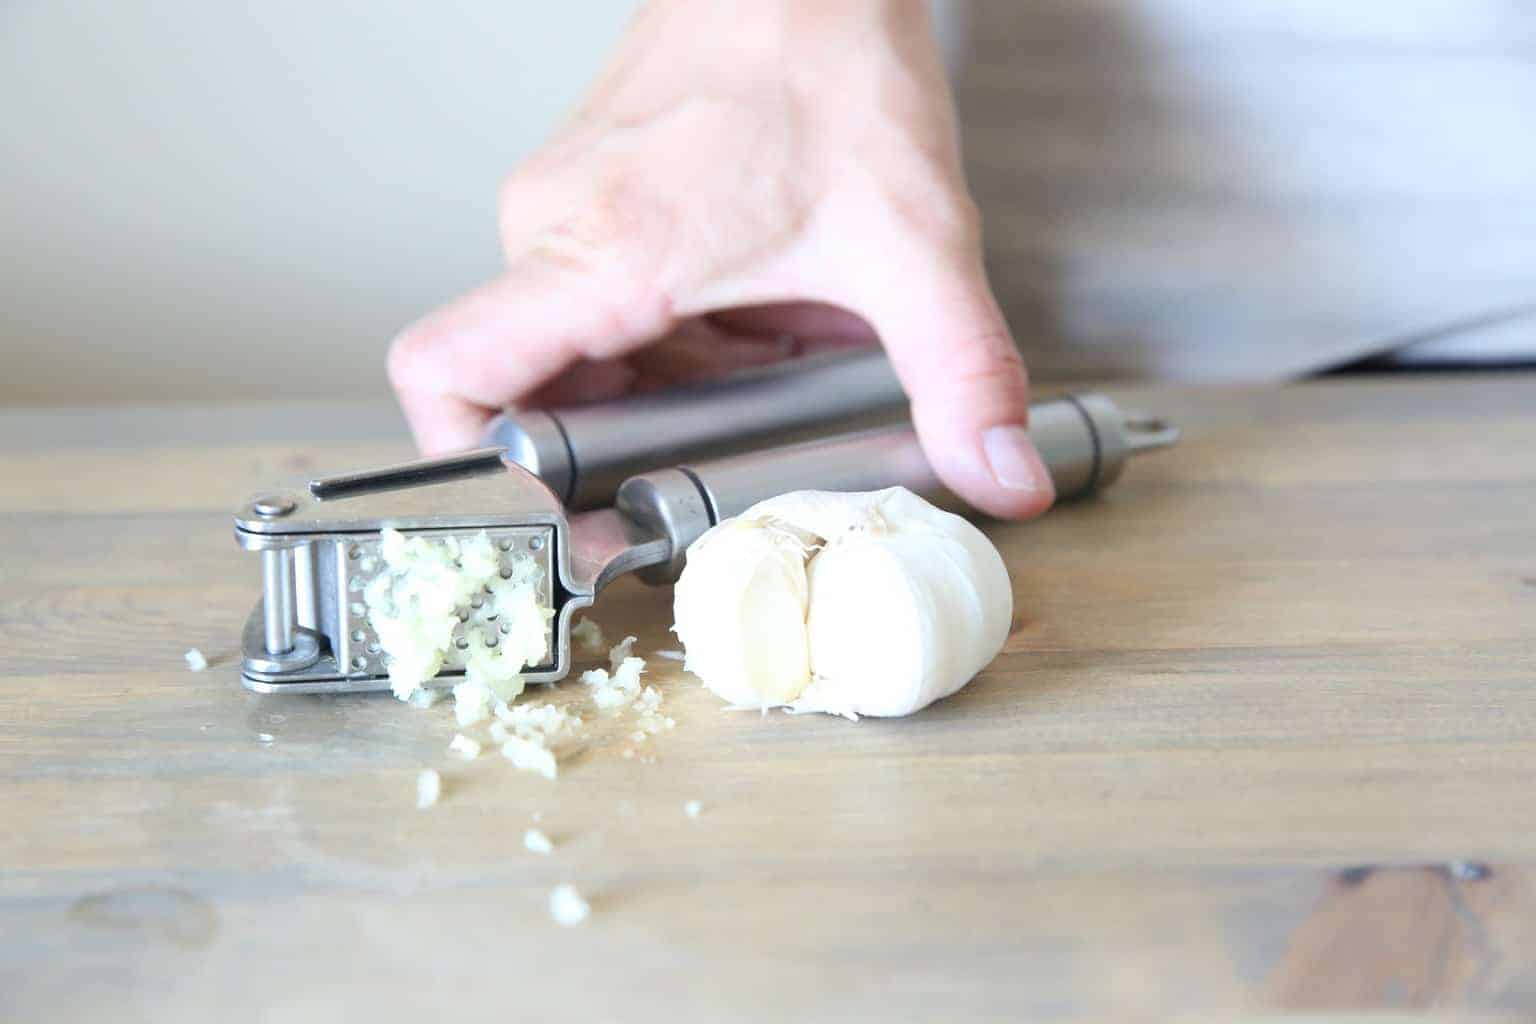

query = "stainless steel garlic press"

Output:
[[233, 356, 1178, 695]]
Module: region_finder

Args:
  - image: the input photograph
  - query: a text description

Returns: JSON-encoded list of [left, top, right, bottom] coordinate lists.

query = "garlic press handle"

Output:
[[686, 393, 1175, 518], [617, 393, 1178, 583], [482, 350, 906, 510]]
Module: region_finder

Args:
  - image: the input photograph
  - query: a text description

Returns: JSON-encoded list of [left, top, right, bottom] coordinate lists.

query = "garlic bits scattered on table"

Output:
[[672, 487, 1012, 718]]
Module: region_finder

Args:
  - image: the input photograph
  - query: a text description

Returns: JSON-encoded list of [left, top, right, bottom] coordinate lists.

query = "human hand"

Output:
[[389, 0, 1054, 519]]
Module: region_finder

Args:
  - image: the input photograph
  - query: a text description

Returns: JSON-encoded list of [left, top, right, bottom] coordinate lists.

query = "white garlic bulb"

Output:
[[672, 487, 1012, 718]]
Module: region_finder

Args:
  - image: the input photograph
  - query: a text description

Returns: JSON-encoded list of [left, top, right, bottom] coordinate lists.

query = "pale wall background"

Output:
[[2, 1, 1533, 407], [1, 1, 638, 406]]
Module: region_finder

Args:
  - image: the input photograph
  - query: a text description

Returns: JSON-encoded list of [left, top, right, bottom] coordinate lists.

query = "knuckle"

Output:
[[537, 181, 662, 271], [386, 322, 441, 391], [962, 342, 1030, 396], [523, 183, 676, 354], [498, 132, 580, 209], [924, 332, 1030, 405]]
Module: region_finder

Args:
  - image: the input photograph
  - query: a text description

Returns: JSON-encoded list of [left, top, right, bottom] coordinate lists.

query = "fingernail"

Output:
[[982, 424, 1051, 492]]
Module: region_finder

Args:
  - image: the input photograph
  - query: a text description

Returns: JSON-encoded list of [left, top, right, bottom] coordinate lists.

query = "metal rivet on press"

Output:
[[252, 494, 297, 518]]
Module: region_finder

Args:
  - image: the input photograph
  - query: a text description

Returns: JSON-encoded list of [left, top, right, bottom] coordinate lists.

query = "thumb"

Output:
[[856, 251, 1054, 520]]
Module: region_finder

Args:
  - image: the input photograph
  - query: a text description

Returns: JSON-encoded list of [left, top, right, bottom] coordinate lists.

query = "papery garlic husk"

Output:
[[672, 487, 1012, 718]]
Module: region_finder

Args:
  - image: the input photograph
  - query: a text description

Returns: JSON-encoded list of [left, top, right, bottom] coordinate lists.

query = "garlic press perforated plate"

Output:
[[233, 357, 1177, 695]]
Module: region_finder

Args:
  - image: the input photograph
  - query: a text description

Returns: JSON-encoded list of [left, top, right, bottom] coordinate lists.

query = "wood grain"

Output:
[[2, 374, 1535, 1021]]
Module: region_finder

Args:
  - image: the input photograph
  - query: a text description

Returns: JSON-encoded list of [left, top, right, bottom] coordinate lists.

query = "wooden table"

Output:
[[3, 374, 1533, 1021]]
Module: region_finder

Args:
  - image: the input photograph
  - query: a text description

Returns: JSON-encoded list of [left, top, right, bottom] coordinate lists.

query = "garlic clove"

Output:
[[673, 519, 812, 707]]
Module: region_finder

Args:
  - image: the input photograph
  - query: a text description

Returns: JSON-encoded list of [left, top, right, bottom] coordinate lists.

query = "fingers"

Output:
[[522, 326, 795, 408], [521, 358, 638, 410], [387, 239, 674, 455], [706, 302, 880, 348], [855, 249, 1055, 520], [626, 320, 796, 391]]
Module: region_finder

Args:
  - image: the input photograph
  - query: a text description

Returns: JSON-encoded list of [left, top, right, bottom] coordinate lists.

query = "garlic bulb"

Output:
[[672, 487, 1012, 718]]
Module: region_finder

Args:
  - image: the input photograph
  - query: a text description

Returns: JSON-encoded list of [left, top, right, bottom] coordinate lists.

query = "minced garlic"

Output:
[[549, 884, 589, 926], [363, 529, 552, 702]]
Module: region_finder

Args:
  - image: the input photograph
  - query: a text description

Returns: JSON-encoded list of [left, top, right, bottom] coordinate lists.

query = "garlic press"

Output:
[[233, 363, 1177, 695]]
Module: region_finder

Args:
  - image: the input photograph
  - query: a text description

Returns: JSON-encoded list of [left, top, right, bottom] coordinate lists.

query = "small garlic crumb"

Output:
[[500, 701, 581, 740], [502, 736, 558, 780], [549, 884, 590, 926], [571, 617, 606, 654], [654, 649, 686, 662], [630, 730, 647, 743], [487, 701, 580, 778], [183, 648, 209, 672], [408, 687, 445, 709], [256, 733, 274, 744], [532, 810, 544, 822], [622, 748, 636, 760], [608, 636, 638, 672], [584, 656, 647, 712], [453, 680, 494, 727], [447, 734, 481, 760], [684, 800, 703, 819], [416, 769, 441, 808], [524, 828, 554, 854]]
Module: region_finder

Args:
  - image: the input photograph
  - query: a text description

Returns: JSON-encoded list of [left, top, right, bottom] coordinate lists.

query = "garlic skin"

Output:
[[673, 488, 1012, 718]]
